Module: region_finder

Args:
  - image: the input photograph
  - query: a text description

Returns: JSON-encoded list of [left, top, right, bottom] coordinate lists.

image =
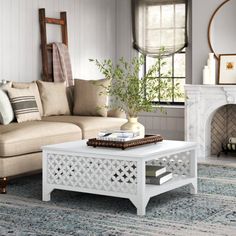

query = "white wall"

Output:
[[191, 0, 223, 84], [0, 0, 116, 82], [116, 0, 137, 62]]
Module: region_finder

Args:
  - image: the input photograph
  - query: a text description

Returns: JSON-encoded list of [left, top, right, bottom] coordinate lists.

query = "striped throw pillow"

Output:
[[7, 88, 41, 123]]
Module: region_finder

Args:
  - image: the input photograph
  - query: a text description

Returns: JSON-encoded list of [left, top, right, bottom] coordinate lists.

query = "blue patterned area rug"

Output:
[[0, 164, 236, 236]]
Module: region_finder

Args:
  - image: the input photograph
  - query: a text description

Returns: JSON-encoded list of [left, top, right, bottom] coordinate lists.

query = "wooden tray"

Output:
[[87, 134, 163, 150]]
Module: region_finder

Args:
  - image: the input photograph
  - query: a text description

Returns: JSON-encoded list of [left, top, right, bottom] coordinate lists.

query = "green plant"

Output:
[[89, 55, 183, 117]]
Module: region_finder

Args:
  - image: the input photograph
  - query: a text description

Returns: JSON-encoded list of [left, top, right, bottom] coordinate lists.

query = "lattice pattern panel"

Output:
[[47, 154, 138, 194], [211, 105, 236, 155], [146, 151, 191, 176]]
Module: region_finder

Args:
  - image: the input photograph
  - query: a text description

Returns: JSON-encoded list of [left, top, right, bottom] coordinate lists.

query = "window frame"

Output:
[[141, 0, 187, 106], [143, 49, 186, 106]]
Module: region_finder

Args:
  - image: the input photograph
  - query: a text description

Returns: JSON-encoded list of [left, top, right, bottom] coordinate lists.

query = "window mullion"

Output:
[[143, 55, 147, 99], [172, 54, 175, 103]]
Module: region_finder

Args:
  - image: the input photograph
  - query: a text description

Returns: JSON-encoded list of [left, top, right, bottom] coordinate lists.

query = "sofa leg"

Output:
[[0, 177, 7, 194]]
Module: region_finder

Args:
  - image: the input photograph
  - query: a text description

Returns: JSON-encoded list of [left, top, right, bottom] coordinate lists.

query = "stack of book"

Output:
[[97, 130, 140, 142], [146, 165, 173, 185]]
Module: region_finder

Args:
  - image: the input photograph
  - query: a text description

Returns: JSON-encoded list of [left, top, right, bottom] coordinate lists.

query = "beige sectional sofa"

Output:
[[0, 80, 126, 193]]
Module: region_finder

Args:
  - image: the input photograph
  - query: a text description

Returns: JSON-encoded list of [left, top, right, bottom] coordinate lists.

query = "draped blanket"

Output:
[[52, 42, 74, 87]]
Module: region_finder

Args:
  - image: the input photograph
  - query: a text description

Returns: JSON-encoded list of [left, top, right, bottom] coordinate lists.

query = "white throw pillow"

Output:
[[12, 81, 44, 116], [7, 88, 41, 123], [0, 89, 14, 125]]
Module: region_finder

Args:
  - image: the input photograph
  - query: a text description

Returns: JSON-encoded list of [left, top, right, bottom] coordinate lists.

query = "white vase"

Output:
[[203, 65, 210, 84], [120, 117, 145, 138], [207, 53, 216, 84]]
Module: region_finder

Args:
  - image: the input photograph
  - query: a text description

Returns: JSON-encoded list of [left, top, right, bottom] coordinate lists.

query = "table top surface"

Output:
[[42, 140, 197, 159]]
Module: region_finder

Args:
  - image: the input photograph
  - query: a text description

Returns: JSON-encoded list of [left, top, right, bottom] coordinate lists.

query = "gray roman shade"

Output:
[[132, 0, 188, 57]]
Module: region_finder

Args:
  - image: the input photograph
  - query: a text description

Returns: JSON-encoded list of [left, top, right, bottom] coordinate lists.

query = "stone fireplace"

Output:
[[185, 85, 236, 161], [211, 105, 236, 155]]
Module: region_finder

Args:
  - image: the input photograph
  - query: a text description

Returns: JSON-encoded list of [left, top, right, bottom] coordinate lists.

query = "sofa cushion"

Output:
[[43, 115, 127, 139], [37, 80, 71, 116], [0, 89, 14, 125], [73, 79, 109, 117], [0, 121, 82, 157], [7, 88, 41, 123], [12, 81, 44, 116]]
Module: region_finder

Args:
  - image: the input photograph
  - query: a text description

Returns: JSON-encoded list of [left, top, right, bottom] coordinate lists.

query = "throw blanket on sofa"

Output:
[[52, 42, 74, 87]]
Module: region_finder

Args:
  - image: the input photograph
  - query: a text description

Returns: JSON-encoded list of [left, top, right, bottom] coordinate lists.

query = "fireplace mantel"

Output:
[[185, 84, 236, 161]]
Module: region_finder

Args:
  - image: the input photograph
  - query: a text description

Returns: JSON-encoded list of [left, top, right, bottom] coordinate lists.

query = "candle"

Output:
[[203, 65, 210, 84]]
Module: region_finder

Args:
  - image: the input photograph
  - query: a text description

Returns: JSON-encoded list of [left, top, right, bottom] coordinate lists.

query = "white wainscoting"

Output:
[[139, 107, 185, 141], [0, 0, 116, 82]]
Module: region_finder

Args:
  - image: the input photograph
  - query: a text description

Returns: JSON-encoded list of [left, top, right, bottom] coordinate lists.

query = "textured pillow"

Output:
[[12, 81, 43, 116], [66, 86, 74, 113], [37, 80, 70, 116], [0, 89, 14, 124], [0, 81, 12, 90], [7, 88, 41, 123], [107, 109, 126, 118], [73, 79, 109, 117]]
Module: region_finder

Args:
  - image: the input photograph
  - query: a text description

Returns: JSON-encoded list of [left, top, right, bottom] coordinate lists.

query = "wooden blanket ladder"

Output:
[[39, 8, 68, 81]]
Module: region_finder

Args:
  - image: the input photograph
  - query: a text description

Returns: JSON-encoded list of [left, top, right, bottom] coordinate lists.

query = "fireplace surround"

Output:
[[185, 85, 236, 161]]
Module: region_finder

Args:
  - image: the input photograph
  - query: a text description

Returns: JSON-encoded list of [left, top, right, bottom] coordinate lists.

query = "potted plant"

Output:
[[90, 55, 183, 138]]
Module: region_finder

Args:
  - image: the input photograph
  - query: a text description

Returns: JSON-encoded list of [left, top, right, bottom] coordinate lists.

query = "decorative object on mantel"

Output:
[[218, 54, 236, 84], [208, 0, 236, 59], [203, 66, 210, 85], [90, 55, 184, 138], [203, 53, 216, 85], [87, 134, 163, 150]]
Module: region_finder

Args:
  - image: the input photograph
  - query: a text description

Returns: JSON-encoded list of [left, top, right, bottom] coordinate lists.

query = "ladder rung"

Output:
[[46, 17, 65, 25], [47, 44, 53, 50]]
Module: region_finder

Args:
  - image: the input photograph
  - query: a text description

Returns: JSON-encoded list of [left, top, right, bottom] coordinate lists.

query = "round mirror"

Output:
[[208, 0, 236, 59]]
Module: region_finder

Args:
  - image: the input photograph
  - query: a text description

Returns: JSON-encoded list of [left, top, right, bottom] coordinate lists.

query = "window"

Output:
[[132, 0, 188, 104], [144, 49, 186, 104]]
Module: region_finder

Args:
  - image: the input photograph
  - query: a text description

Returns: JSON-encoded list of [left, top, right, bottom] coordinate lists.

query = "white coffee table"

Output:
[[42, 140, 197, 215]]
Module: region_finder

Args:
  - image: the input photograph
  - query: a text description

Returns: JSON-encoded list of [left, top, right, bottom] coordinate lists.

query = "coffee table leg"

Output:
[[136, 160, 148, 216], [137, 203, 146, 216], [190, 181, 198, 194], [42, 186, 53, 201]]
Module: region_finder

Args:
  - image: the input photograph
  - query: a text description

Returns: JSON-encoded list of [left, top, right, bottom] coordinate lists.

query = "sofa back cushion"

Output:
[[73, 79, 109, 117], [37, 80, 70, 116], [7, 88, 41, 123], [12, 81, 43, 116], [0, 89, 14, 125]]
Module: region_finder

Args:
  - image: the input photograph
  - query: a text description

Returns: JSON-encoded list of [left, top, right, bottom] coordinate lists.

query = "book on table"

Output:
[[97, 130, 140, 142], [146, 165, 166, 177], [146, 172, 173, 185]]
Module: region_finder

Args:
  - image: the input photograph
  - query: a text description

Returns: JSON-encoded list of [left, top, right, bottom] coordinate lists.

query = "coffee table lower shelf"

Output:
[[42, 140, 197, 216]]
